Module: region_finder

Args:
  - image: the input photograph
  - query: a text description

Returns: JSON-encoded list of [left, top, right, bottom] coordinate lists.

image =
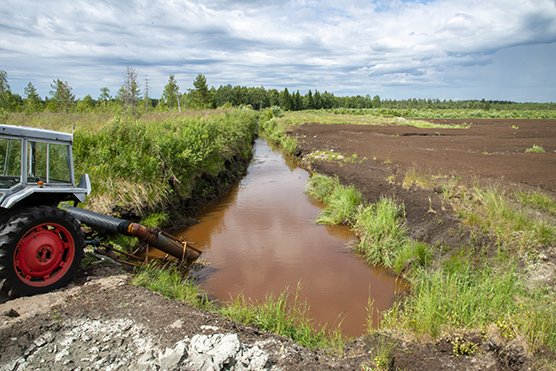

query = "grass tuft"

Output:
[[515, 189, 556, 216], [454, 186, 556, 253], [220, 283, 345, 350], [354, 199, 407, 268], [306, 174, 341, 204], [315, 184, 362, 225], [131, 264, 211, 310]]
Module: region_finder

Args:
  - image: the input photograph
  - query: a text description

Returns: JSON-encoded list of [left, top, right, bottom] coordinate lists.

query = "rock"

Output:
[[159, 340, 188, 370], [238, 345, 270, 370], [2, 308, 20, 318], [200, 325, 220, 331], [135, 350, 159, 371], [55, 348, 70, 362], [211, 334, 241, 368]]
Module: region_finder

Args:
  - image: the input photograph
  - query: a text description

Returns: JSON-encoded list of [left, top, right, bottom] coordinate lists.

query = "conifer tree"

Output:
[[162, 75, 180, 109], [24, 82, 42, 113], [49, 79, 75, 113]]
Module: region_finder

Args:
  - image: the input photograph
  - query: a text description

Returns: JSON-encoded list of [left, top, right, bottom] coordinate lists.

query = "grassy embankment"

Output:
[[6, 108, 258, 239], [261, 109, 556, 365]]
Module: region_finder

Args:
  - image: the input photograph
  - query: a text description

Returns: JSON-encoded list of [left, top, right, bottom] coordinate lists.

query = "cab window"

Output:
[[0, 138, 22, 189]]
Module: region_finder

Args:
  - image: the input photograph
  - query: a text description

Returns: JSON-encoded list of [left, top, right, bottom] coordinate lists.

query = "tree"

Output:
[[76, 94, 95, 112], [24, 82, 42, 113], [99, 87, 111, 101], [0, 70, 10, 109], [313, 90, 321, 109], [305, 90, 314, 110], [372, 95, 381, 108], [294, 90, 302, 111], [280, 88, 292, 111], [118, 67, 141, 115], [49, 79, 75, 113], [162, 75, 180, 109], [187, 74, 212, 109]]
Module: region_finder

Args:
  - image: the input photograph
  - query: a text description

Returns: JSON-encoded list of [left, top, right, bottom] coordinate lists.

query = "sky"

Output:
[[1, 0, 555, 102]]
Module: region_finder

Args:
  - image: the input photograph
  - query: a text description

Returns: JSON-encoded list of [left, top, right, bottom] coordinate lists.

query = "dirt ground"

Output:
[[1, 118, 555, 370], [292, 119, 556, 250]]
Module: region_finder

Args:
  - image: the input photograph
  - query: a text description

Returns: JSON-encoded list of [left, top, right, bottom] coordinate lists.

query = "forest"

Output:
[[1, 69, 555, 117]]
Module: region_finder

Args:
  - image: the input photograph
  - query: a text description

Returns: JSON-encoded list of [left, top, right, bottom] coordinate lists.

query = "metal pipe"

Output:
[[61, 204, 201, 263]]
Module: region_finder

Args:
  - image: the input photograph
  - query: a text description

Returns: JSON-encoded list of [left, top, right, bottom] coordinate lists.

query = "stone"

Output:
[[159, 340, 188, 370]]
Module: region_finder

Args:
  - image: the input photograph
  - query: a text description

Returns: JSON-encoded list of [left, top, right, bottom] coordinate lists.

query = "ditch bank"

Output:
[[1, 263, 372, 371], [288, 118, 556, 370]]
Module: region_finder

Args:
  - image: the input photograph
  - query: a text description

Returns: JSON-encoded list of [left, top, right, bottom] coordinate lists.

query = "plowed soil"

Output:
[[292, 119, 556, 250]]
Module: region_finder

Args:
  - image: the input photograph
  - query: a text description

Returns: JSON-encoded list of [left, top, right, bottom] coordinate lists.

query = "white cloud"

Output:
[[0, 0, 555, 101]]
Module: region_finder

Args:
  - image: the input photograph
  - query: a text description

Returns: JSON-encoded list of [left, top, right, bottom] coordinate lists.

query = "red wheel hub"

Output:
[[14, 223, 75, 287]]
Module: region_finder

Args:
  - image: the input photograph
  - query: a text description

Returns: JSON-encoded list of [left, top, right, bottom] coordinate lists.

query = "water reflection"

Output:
[[179, 139, 404, 337]]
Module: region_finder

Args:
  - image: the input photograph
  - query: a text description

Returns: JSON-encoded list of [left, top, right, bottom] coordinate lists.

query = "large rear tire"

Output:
[[0, 206, 84, 297]]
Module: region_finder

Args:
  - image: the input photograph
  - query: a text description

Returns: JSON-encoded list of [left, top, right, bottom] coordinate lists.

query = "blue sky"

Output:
[[1, 0, 555, 102]]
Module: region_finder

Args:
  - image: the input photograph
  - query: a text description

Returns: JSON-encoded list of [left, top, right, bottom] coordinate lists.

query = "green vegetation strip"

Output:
[[8, 109, 259, 217], [220, 284, 345, 350], [307, 172, 556, 355], [306, 174, 432, 274]]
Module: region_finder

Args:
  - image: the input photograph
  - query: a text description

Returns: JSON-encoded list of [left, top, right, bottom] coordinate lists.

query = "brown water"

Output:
[[179, 139, 404, 337]]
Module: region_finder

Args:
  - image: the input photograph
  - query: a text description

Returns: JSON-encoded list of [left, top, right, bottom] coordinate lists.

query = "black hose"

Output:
[[60, 204, 200, 262], [60, 204, 131, 235]]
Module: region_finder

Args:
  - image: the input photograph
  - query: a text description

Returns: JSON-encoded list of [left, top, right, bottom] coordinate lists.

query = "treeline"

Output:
[[1, 69, 554, 116]]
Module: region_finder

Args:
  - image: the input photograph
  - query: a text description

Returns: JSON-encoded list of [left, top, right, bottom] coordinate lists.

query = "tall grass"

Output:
[[382, 262, 519, 337], [515, 189, 556, 216], [354, 199, 407, 267], [132, 264, 212, 310], [454, 186, 556, 253], [259, 119, 298, 155], [220, 283, 345, 350], [306, 174, 431, 273], [76, 110, 258, 215], [6, 109, 259, 217], [380, 260, 556, 351]]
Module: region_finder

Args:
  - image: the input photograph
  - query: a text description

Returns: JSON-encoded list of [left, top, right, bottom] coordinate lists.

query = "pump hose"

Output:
[[60, 204, 200, 263]]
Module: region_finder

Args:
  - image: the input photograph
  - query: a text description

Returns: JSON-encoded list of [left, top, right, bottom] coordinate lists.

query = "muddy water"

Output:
[[179, 139, 404, 338]]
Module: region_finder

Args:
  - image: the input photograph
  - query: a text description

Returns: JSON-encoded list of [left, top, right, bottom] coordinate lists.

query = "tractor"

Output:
[[0, 124, 200, 298]]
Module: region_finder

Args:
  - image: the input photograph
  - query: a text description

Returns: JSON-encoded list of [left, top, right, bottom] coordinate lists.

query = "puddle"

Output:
[[178, 139, 405, 337]]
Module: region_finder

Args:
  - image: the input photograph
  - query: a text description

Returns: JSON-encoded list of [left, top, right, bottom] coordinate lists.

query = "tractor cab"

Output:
[[0, 125, 90, 212]]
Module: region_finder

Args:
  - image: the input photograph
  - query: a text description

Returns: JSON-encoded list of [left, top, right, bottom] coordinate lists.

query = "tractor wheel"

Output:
[[0, 206, 84, 297]]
